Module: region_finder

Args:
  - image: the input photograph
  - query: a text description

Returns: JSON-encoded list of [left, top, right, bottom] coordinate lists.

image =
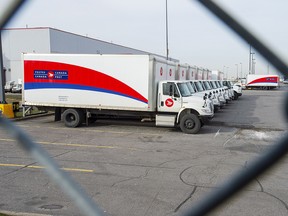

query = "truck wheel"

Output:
[[179, 113, 201, 134], [234, 91, 238, 100], [62, 109, 84, 127]]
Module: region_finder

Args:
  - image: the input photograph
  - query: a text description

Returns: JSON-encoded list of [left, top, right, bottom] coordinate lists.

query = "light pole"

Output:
[[235, 64, 238, 80], [251, 52, 255, 74], [249, 45, 252, 74], [251, 53, 255, 74], [226, 67, 229, 80], [240, 62, 242, 79], [165, 0, 169, 60]]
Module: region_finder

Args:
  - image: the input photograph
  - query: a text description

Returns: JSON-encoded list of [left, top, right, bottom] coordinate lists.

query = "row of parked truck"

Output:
[[22, 53, 242, 134], [4, 81, 22, 93]]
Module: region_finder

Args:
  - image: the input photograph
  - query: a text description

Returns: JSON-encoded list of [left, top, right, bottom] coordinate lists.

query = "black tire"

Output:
[[179, 113, 201, 134], [200, 120, 204, 128], [234, 91, 238, 100], [62, 109, 84, 127], [214, 106, 219, 112]]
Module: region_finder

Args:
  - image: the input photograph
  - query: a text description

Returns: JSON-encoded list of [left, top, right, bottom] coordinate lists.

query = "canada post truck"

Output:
[[246, 74, 279, 90], [22, 54, 213, 134]]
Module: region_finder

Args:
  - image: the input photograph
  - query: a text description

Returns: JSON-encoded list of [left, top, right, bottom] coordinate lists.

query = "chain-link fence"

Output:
[[0, 1, 287, 216]]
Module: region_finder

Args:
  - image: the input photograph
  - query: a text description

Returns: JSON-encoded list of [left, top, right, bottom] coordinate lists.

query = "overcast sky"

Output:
[[2, 0, 287, 79]]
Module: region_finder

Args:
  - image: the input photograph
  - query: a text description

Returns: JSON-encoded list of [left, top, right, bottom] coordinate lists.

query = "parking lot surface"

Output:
[[0, 88, 288, 216]]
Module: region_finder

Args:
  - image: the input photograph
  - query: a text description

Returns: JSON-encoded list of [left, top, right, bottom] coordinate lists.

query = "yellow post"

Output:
[[0, 104, 14, 118]]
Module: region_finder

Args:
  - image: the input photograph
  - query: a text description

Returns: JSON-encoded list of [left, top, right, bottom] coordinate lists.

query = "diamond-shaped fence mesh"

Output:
[[0, 1, 287, 216]]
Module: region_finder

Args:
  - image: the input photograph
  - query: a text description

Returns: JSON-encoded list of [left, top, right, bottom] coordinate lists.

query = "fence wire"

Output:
[[0, 0, 288, 216], [181, 0, 288, 215]]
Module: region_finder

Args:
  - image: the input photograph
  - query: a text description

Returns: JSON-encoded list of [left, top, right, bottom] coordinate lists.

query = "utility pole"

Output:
[[0, 32, 6, 104], [226, 67, 229, 80], [240, 62, 242, 79], [249, 45, 251, 74], [235, 64, 238, 80], [251, 53, 255, 74], [165, 0, 169, 60]]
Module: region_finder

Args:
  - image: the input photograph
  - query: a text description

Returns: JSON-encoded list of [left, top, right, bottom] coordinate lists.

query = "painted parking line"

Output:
[[0, 163, 94, 173], [0, 138, 138, 150], [15, 123, 164, 136], [0, 210, 53, 216]]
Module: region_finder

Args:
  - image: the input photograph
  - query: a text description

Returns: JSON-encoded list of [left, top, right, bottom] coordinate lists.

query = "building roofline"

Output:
[[2, 27, 177, 61], [2, 27, 50, 31]]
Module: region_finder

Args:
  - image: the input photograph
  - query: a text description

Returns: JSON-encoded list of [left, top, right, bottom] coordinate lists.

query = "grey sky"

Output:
[[2, 0, 287, 79]]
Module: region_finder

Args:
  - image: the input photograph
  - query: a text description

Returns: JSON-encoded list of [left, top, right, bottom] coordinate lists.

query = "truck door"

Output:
[[158, 82, 182, 112]]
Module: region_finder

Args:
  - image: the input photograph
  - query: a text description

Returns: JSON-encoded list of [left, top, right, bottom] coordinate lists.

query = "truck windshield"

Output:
[[217, 81, 223, 87], [177, 83, 192, 97], [194, 81, 204, 91], [189, 82, 198, 92], [214, 81, 220, 88], [203, 81, 212, 90], [186, 82, 196, 94], [223, 81, 231, 87], [209, 81, 216, 89]]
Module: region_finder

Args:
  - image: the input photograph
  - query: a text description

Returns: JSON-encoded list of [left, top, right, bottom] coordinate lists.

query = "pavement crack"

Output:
[[263, 191, 288, 211], [111, 176, 139, 187], [254, 178, 264, 192], [111, 167, 151, 187], [50, 150, 74, 159], [243, 162, 288, 212], [0, 150, 73, 179], [0, 161, 39, 178], [143, 191, 160, 216], [157, 159, 184, 167], [174, 186, 197, 212]]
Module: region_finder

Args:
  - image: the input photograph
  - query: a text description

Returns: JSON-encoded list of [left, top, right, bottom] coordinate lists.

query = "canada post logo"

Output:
[[34, 70, 68, 80]]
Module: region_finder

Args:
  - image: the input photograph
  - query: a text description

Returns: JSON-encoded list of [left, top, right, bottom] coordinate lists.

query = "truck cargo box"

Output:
[[246, 74, 279, 89], [23, 54, 176, 112]]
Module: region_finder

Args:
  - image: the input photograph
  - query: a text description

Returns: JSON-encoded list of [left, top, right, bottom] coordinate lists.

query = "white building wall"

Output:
[[2, 28, 51, 82], [2, 27, 177, 83], [49, 28, 146, 55]]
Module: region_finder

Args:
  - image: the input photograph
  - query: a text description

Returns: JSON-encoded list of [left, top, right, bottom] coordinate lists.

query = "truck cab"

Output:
[[190, 80, 221, 112], [157, 80, 214, 134]]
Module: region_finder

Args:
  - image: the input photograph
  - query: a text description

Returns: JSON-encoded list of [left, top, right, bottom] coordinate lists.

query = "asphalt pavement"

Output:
[[0, 88, 287, 216]]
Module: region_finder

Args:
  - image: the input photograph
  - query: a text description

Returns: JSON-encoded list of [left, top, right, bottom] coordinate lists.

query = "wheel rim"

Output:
[[66, 113, 76, 123], [185, 119, 195, 129]]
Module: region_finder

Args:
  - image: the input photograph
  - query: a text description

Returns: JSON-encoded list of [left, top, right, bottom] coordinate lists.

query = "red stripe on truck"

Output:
[[24, 60, 148, 104], [247, 76, 279, 85]]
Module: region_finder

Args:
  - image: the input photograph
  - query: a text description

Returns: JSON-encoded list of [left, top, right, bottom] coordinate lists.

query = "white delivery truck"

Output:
[[186, 65, 197, 80], [207, 70, 212, 80], [212, 70, 224, 80], [22, 53, 213, 134], [202, 69, 208, 80], [176, 64, 188, 80], [197, 68, 203, 80], [246, 74, 279, 90]]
